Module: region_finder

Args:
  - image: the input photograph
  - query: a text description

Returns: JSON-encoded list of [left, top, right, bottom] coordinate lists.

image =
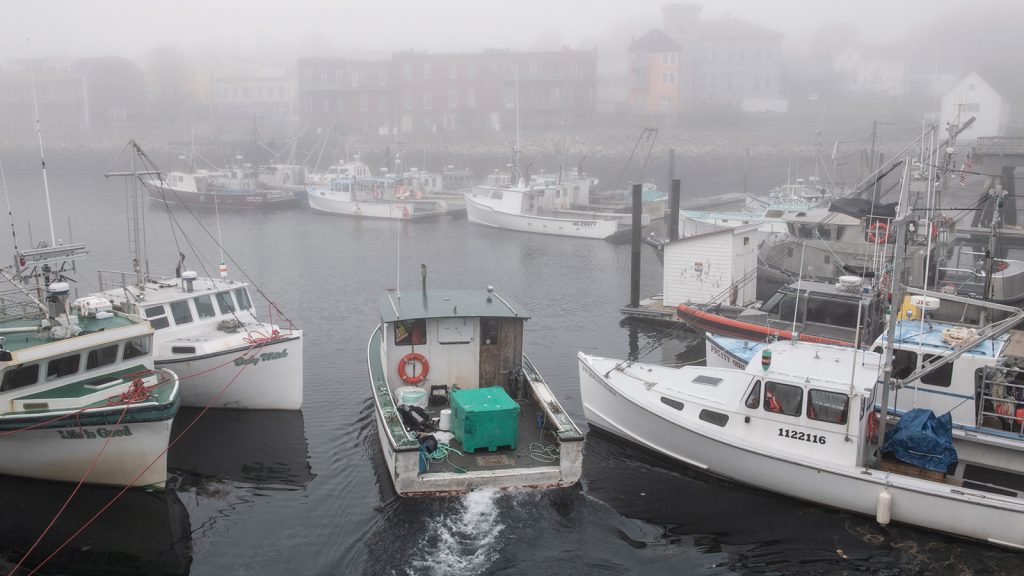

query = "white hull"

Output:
[[579, 353, 1024, 549], [308, 189, 441, 219], [0, 414, 173, 488], [157, 334, 303, 410], [465, 194, 620, 239]]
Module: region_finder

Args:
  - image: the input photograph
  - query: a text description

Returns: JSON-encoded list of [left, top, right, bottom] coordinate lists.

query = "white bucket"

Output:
[[438, 408, 452, 431], [396, 386, 428, 409]]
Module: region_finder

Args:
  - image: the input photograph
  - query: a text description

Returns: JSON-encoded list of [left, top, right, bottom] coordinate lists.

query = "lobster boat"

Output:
[[367, 284, 583, 496]]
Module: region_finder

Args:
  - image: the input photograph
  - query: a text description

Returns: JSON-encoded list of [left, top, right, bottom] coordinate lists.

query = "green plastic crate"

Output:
[[450, 387, 520, 453]]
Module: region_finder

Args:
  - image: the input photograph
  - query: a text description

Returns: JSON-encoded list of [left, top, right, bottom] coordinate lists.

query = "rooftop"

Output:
[[378, 289, 529, 323]]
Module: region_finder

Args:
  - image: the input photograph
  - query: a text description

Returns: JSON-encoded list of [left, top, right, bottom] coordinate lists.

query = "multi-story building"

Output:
[[833, 46, 908, 96], [628, 3, 786, 114], [627, 30, 682, 115], [298, 48, 596, 136], [210, 60, 296, 128]]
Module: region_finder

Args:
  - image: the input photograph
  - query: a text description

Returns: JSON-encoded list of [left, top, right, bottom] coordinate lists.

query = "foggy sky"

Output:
[[0, 0, 973, 61]]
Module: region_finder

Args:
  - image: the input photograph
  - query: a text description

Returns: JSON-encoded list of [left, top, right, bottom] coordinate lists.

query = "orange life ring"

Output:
[[868, 222, 889, 243], [398, 352, 429, 384]]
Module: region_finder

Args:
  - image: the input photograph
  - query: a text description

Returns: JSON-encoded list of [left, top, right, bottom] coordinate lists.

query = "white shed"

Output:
[[940, 71, 1009, 138], [662, 223, 761, 308]]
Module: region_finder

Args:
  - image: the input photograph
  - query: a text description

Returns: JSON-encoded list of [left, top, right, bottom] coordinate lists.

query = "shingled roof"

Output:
[[629, 29, 682, 53]]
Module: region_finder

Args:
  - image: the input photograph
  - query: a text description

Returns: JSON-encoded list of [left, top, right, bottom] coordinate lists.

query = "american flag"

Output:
[[959, 151, 974, 186]]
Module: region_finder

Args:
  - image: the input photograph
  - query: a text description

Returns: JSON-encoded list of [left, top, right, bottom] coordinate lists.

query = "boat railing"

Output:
[[979, 367, 1024, 436], [0, 288, 47, 321], [96, 269, 137, 293]]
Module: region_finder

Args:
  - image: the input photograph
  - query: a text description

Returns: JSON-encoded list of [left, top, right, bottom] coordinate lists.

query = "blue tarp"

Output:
[[882, 409, 958, 473]]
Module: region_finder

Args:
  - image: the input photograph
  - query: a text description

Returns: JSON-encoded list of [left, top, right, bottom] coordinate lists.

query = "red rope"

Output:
[[23, 339, 272, 576]]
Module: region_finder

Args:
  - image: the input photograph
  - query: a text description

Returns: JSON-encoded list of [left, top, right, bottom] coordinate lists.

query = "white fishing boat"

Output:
[[464, 174, 639, 240], [0, 244, 180, 488], [308, 161, 450, 220], [95, 141, 304, 410], [578, 339, 1024, 549], [367, 285, 583, 495]]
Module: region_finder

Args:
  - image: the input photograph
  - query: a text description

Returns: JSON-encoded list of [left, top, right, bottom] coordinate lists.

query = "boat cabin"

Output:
[[742, 279, 885, 345]]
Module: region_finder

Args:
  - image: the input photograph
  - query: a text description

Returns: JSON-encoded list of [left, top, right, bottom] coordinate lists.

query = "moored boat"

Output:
[[0, 244, 180, 487], [367, 285, 583, 495]]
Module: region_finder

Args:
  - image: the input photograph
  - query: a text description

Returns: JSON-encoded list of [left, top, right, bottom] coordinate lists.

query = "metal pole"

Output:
[[669, 178, 681, 242], [629, 183, 642, 308]]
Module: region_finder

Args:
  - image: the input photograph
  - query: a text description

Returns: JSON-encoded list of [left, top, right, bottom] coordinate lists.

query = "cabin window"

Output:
[[891, 349, 917, 380], [807, 389, 848, 424], [823, 254, 831, 265], [394, 319, 426, 346], [172, 346, 196, 354], [786, 247, 794, 258], [86, 345, 119, 370], [194, 295, 217, 319], [805, 296, 859, 329], [170, 300, 193, 325], [816, 225, 833, 240], [692, 374, 722, 386], [760, 292, 784, 313], [46, 354, 81, 380], [699, 409, 729, 427], [123, 337, 150, 360], [765, 209, 783, 218], [764, 381, 802, 416], [1, 364, 39, 391], [920, 354, 953, 387], [144, 305, 170, 330], [215, 292, 235, 314], [234, 288, 253, 310], [777, 294, 806, 323], [481, 318, 500, 346], [660, 397, 685, 410], [745, 380, 761, 408]]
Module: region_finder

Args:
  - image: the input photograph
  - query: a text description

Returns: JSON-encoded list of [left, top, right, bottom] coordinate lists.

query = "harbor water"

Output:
[[0, 149, 1018, 575]]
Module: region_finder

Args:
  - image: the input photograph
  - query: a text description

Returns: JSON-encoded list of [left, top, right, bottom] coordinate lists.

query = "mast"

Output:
[[28, 47, 56, 246], [875, 158, 913, 454]]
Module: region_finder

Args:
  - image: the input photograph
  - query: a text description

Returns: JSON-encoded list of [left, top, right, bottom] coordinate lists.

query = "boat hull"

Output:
[[148, 184, 301, 209], [579, 353, 1024, 549], [465, 194, 620, 239], [677, 303, 853, 347], [308, 189, 444, 219], [156, 333, 303, 410], [0, 373, 180, 488]]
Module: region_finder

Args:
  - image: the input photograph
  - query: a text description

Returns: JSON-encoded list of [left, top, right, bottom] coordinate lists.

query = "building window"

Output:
[[378, 69, 387, 87], [423, 63, 431, 79], [466, 89, 476, 108], [361, 93, 369, 112], [448, 89, 457, 108], [423, 92, 432, 109], [468, 62, 476, 79], [449, 62, 457, 79], [379, 95, 388, 112], [404, 63, 412, 80], [964, 103, 980, 113], [662, 72, 677, 85], [404, 93, 413, 110], [351, 72, 359, 88], [661, 53, 678, 65]]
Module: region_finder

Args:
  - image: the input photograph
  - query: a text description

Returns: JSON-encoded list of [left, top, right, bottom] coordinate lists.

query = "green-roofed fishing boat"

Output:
[[0, 242, 180, 488], [367, 283, 583, 496]]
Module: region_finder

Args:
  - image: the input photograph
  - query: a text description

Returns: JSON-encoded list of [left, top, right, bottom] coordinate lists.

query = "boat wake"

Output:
[[406, 489, 505, 576]]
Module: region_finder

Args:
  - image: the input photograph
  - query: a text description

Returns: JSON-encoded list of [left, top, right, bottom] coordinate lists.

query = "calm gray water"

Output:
[[0, 149, 1018, 575]]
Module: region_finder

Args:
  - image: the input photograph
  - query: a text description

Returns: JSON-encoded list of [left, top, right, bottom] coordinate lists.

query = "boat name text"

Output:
[[235, 348, 289, 367], [778, 428, 826, 444], [57, 425, 133, 440]]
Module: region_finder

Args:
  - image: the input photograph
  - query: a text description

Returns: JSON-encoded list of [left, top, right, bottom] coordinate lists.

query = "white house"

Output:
[[940, 71, 1010, 138], [662, 224, 761, 308], [833, 47, 908, 96]]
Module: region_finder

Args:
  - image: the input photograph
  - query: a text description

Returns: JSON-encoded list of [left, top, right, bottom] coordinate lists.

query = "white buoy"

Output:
[[439, 409, 452, 431], [876, 489, 892, 525]]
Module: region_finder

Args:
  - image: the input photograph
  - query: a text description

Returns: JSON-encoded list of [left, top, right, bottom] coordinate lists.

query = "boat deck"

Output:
[[0, 314, 140, 352], [419, 398, 564, 475]]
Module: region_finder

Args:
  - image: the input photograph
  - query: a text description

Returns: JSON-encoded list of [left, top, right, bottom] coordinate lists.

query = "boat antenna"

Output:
[[514, 64, 522, 185], [791, 240, 806, 338], [28, 40, 56, 246], [0, 159, 19, 255]]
